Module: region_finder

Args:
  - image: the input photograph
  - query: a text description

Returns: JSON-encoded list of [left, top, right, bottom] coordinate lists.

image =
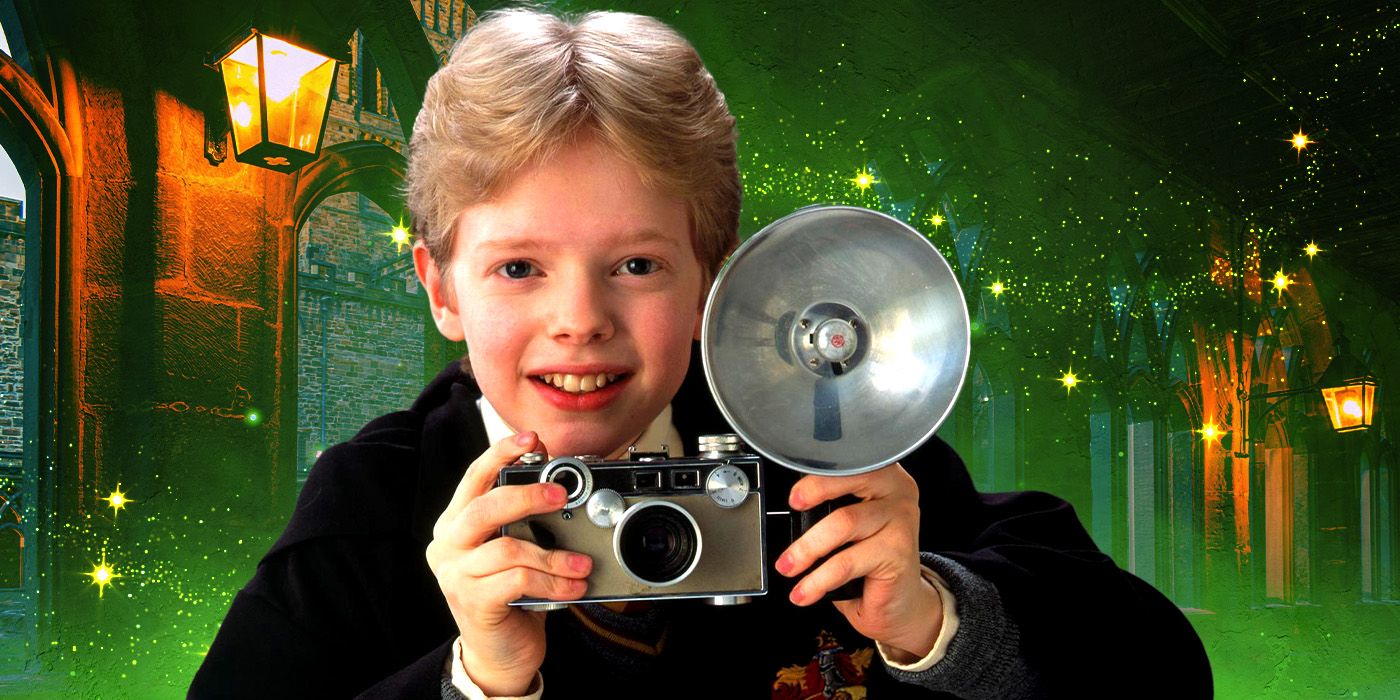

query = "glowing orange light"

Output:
[[1198, 422, 1225, 443], [212, 30, 338, 172], [1321, 377, 1377, 432], [231, 101, 253, 128], [1289, 130, 1313, 154]]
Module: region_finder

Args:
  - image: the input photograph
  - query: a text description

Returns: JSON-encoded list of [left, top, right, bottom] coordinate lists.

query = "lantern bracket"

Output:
[[1240, 386, 1319, 456]]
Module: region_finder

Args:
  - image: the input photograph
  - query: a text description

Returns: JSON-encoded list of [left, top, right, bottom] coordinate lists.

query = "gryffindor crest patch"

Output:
[[772, 629, 873, 699]]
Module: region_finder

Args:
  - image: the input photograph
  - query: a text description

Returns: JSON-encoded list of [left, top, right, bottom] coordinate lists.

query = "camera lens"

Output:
[[613, 501, 701, 587]]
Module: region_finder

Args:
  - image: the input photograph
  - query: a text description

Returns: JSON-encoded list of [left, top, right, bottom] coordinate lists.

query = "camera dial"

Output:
[[538, 457, 593, 510], [698, 433, 745, 458], [705, 465, 750, 508], [585, 488, 626, 528]]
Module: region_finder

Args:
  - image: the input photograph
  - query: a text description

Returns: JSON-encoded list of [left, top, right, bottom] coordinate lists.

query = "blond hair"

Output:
[[406, 7, 740, 299]]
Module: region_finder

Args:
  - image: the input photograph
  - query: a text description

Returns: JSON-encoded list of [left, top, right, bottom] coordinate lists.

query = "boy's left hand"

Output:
[[775, 463, 942, 662]]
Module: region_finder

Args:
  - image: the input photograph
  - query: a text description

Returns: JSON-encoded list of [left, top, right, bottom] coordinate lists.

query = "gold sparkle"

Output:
[[850, 169, 877, 191], [989, 280, 1005, 297], [1271, 269, 1293, 295], [1304, 241, 1321, 259], [386, 225, 412, 253], [86, 553, 120, 598], [928, 213, 946, 228], [1059, 369, 1079, 394], [102, 483, 132, 518], [1198, 422, 1223, 443], [1289, 130, 1312, 154]]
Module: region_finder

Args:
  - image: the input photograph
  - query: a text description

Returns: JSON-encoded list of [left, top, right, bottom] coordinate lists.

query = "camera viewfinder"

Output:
[[671, 469, 701, 489]]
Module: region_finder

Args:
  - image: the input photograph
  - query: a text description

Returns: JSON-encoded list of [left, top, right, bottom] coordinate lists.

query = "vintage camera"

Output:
[[497, 205, 971, 610], [498, 434, 767, 609]]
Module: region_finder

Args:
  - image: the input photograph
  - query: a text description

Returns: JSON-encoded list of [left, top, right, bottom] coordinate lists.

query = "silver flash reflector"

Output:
[[702, 205, 971, 475]]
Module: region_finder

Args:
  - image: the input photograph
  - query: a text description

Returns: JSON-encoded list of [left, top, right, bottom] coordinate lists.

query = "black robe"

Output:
[[190, 348, 1211, 698]]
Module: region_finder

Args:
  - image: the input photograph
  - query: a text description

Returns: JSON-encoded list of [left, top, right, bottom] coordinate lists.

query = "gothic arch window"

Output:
[[1253, 312, 1317, 605], [1261, 416, 1309, 603], [1089, 389, 1118, 557], [1164, 340, 1201, 609], [356, 33, 386, 117], [1361, 446, 1397, 601], [1124, 376, 1160, 586]]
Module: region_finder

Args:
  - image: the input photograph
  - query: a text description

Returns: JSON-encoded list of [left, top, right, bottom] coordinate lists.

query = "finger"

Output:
[[466, 432, 552, 503], [441, 432, 544, 525], [461, 537, 593, 580], [444, 482, 568, 549], [474, 566, 589, 608], [788, 538, 889, 606], [776, 500, 888, 578], [788, 462, 912, 510]]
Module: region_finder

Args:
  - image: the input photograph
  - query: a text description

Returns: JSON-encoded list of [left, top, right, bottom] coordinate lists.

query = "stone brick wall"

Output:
[[0, 197, 23, 460], [296, 193, 425, 478]]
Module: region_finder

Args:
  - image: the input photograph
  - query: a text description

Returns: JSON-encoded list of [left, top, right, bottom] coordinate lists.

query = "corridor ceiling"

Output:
[[954, 0, 1399, 301]]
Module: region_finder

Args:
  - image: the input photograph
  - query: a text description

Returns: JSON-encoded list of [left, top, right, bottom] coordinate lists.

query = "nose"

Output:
[[546, 272, 615, 344]]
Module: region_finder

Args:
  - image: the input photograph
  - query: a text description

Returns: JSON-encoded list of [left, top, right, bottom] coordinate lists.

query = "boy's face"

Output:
[[413, 135, 706, 458]]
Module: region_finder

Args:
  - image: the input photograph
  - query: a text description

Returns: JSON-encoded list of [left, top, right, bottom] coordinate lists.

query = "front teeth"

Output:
[[538, 373, 619, 394]]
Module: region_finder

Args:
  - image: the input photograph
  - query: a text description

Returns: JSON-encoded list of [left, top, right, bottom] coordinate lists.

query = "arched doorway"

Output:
[[0, 10, 79, 677]]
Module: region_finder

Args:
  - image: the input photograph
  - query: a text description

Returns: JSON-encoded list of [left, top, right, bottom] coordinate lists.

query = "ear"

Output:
[[413, 240, 466, 342]]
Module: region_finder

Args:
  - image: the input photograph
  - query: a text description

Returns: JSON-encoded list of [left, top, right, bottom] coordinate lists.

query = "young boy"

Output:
[[192, 8, 1211, 699]]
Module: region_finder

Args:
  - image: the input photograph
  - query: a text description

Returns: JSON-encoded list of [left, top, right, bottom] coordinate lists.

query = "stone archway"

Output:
[[291, 140, 405, 231], [0, 43, 80, 669]]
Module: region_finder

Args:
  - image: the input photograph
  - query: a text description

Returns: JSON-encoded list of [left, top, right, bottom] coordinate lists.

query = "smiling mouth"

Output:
[[533, 372, 627, 394]]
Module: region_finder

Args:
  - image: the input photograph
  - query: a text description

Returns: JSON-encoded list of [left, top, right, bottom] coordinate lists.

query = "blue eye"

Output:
[[500, 260, 534, 279], [620, 258, 657, 276]]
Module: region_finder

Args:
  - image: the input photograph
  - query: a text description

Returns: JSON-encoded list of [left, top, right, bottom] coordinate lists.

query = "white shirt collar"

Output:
[[476, 396, 684, 458]]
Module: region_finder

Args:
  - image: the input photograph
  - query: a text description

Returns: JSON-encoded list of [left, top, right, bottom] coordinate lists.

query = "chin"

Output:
[[543, 425, 632, 458]]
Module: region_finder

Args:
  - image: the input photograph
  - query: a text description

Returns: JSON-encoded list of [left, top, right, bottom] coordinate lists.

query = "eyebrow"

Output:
[[470, 228, 682, 255]]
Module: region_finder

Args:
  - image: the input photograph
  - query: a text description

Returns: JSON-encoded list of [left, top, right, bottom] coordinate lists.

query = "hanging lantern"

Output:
[[1320, 374, 1377, 433], [1316, 335, 1379, 433], [209, 28, 337, 173]]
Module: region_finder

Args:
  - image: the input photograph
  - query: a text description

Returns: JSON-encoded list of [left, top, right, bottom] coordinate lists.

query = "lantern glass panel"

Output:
[[218, 35, 264, 156], [260, 36, 335, 154], [1321, 379, 1376, 432]]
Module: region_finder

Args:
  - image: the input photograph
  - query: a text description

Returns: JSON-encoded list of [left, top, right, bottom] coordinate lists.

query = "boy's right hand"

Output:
[[426, 431, 593, 696]]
